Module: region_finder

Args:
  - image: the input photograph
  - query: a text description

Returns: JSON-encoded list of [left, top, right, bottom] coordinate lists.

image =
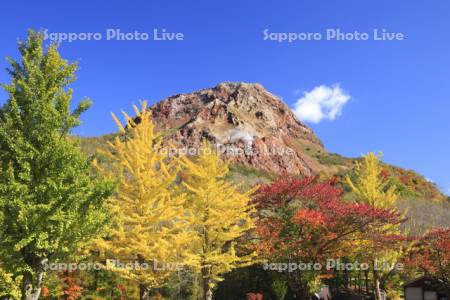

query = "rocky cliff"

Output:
[[150, 82, 346, 176], [78, 82, 446, 201]]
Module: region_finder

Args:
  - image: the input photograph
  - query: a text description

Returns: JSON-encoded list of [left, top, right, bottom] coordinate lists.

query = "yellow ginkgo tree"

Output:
[[346, 152, 405, 300], [180, 142, 257, 300], [346, 152, 397, 208], [94, 102, 197, 300]]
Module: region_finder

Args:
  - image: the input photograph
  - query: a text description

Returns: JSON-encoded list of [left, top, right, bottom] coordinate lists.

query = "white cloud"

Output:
[[293, 84, 350, 123]]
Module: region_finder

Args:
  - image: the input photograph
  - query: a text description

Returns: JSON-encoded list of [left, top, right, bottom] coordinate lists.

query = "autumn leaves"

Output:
[[94, 103, 408, 300], [93, 104, 257, 300]]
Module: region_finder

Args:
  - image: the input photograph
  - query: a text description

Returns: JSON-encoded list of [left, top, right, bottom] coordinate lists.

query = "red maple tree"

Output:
[[254, 176, 402, 299], [59, 271, 82, 300], [406, 228, 450, 291]]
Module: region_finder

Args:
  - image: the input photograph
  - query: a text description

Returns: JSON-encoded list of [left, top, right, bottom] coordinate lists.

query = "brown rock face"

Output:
[[151, 82, 326, 176]]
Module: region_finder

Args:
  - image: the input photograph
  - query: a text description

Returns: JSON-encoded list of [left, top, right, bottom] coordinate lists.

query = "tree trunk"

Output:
[[344, 268, 349, 290], [139, 284, 151, 300], [373, 267, 382, 300], [202, 277, 212, 300], [21, 270, 44, 300], [357, 271, 362, 294], [364, 269, 369, 294]]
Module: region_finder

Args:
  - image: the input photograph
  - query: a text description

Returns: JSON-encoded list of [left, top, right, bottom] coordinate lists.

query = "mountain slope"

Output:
[[150, 82, 351, 176], [78, 82, 446, 201]]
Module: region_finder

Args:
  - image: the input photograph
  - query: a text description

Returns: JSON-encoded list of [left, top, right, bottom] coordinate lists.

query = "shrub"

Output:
[[271, 280, 288, 300]]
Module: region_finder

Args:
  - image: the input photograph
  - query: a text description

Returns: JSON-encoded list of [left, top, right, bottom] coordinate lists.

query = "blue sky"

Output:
[[1, 0, 449, 194]]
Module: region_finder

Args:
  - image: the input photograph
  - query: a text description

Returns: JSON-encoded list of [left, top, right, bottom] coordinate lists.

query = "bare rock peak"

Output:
[[150, 82, 327, 176]]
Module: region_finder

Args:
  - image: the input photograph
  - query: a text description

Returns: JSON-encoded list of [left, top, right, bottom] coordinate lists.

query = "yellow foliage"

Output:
[[0, 266, 21, 299], [346, 153, 409, 299], [180, 142, 257, 292], [346, 152, 398, 208], [94, 102, 197, 288]]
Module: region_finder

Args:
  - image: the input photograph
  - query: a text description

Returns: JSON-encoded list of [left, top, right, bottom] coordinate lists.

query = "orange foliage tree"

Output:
[[254, 176, 402, 300]]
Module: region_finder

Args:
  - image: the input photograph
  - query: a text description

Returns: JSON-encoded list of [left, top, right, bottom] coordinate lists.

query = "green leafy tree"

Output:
[[271, 280, 288, 300], [0, 31, 115, 300]]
